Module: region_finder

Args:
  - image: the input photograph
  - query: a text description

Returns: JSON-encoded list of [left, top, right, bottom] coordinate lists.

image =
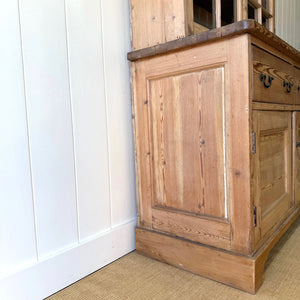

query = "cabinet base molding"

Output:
[[136, 208, 300, 294]]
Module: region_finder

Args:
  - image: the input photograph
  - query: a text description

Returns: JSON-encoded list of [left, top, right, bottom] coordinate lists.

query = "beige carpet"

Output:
[[48, 217, 300, 300]]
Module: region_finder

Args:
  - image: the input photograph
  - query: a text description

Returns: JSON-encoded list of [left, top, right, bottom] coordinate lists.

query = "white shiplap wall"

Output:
[[0, 1, 136, 299], [276, 0, 300, 51]]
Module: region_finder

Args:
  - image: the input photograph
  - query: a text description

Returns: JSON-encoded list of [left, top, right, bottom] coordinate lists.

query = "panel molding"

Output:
[[0, 219, 136, 300]]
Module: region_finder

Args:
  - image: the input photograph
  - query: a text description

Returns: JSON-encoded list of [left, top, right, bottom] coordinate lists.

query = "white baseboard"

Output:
[[0, 219, 136, 300]]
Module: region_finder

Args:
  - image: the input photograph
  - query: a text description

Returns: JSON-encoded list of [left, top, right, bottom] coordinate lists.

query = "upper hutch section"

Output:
[[130, 0, 275, 50]]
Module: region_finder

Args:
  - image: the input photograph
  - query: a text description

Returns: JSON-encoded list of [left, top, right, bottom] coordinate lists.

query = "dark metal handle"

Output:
[[260, 73, 273, 88], [283, 80, 293, 93], [298, 85, 300, 91], [296, 142, 300, 148]]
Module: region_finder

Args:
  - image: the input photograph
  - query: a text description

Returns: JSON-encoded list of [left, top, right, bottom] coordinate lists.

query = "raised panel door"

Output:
[[253, 111, 293, 248], [148, 67, 231, 249]]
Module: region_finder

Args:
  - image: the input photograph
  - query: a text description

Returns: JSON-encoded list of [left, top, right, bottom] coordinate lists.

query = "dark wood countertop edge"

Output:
[[127, 20, 300, 63]]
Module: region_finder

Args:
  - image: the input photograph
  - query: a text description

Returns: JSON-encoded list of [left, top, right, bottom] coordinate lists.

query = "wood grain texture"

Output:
[[131, 41, 228, 230], [131, 40, 234, 246], [135, 228, 257, 294], [152, 208, 231, 249], [215, 0, 221, 28], [184, 0, 194, 36], [130, 0, 187, 50], [293, 112, 300, 206], [256, 0, 262, 25], [252, 45, 296, 105], [127, 20, 300, 63], [130, 21, 300, 294], [131, 61, 153, 229], [249, 0, 262, 9], [252, 102, 300, 111], [136, 207, 300, 294], [253, 205, 300, 290], [252, 111, 292, 249], [267, 0, 275, 32], [149, 69, 226, 218], [193, 22, 210, 34], [226, 35, 252, 254]]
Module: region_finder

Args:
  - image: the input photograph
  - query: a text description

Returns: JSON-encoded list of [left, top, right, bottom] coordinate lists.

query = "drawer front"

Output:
[[295, 67, 300, 105], [253, 46, 295, 104]]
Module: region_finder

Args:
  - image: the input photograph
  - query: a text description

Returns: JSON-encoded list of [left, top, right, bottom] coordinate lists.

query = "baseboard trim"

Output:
[[0, 219, 136, 300]]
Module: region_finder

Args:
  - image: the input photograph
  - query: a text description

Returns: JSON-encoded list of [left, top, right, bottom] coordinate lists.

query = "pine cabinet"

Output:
[[128, 20, 300, 293], [130, 0, 275, 50]]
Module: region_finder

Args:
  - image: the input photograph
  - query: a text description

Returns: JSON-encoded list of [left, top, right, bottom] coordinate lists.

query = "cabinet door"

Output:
[[253, 111, 293, 248], [148, 67, 231, 250], [293, 112, 300, 206]]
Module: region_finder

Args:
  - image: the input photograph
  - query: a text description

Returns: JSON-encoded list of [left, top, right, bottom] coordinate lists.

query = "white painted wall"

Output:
[[276, 0, 300, 51], [0, 1, 136, 299]]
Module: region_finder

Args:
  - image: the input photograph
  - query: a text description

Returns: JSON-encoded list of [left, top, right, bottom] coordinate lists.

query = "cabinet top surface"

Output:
[[127, 20, 300, 64]]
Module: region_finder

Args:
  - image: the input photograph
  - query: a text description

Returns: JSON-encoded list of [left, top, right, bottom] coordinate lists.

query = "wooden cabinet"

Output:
[[129, 21, 300, 294]]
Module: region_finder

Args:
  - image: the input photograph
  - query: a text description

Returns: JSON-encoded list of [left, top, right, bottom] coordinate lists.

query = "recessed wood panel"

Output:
[[152, 208, 231, 249], [253, 111, 292, 246], [149, 67, 226, 219]]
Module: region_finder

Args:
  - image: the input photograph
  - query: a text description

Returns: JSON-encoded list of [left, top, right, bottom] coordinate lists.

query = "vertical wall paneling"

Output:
[[18, 0, 78, 257], [65, 0, 111, 240], [1, 1, 136, 298], [0, 0, 37, 275], [296, 0, 300, 50], [101, 0, 137, 226], [276, 0, 300, 51]]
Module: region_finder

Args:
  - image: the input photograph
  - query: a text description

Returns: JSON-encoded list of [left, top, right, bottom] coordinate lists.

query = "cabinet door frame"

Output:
[[293, 112, 300, 206], [252, 110, 293, 251]]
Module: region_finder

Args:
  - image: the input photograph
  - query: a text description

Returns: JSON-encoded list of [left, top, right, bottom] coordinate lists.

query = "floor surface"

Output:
[[48, 217, 300, 300]]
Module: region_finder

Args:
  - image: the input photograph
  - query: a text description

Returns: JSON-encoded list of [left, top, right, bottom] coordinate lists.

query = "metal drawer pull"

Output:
[[260, 73, 273, 88], [296, 142, 300, 148], [283, 80, 293, 93], [298, 85, 300, 91]]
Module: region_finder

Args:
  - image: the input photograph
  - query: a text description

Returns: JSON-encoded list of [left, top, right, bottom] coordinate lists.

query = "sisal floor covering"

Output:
[[48, 217, 300, 300]]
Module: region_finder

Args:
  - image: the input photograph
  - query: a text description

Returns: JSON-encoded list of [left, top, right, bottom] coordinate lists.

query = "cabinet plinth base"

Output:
[[136, 228, 260, 294], [135, 208, 300, 294]]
